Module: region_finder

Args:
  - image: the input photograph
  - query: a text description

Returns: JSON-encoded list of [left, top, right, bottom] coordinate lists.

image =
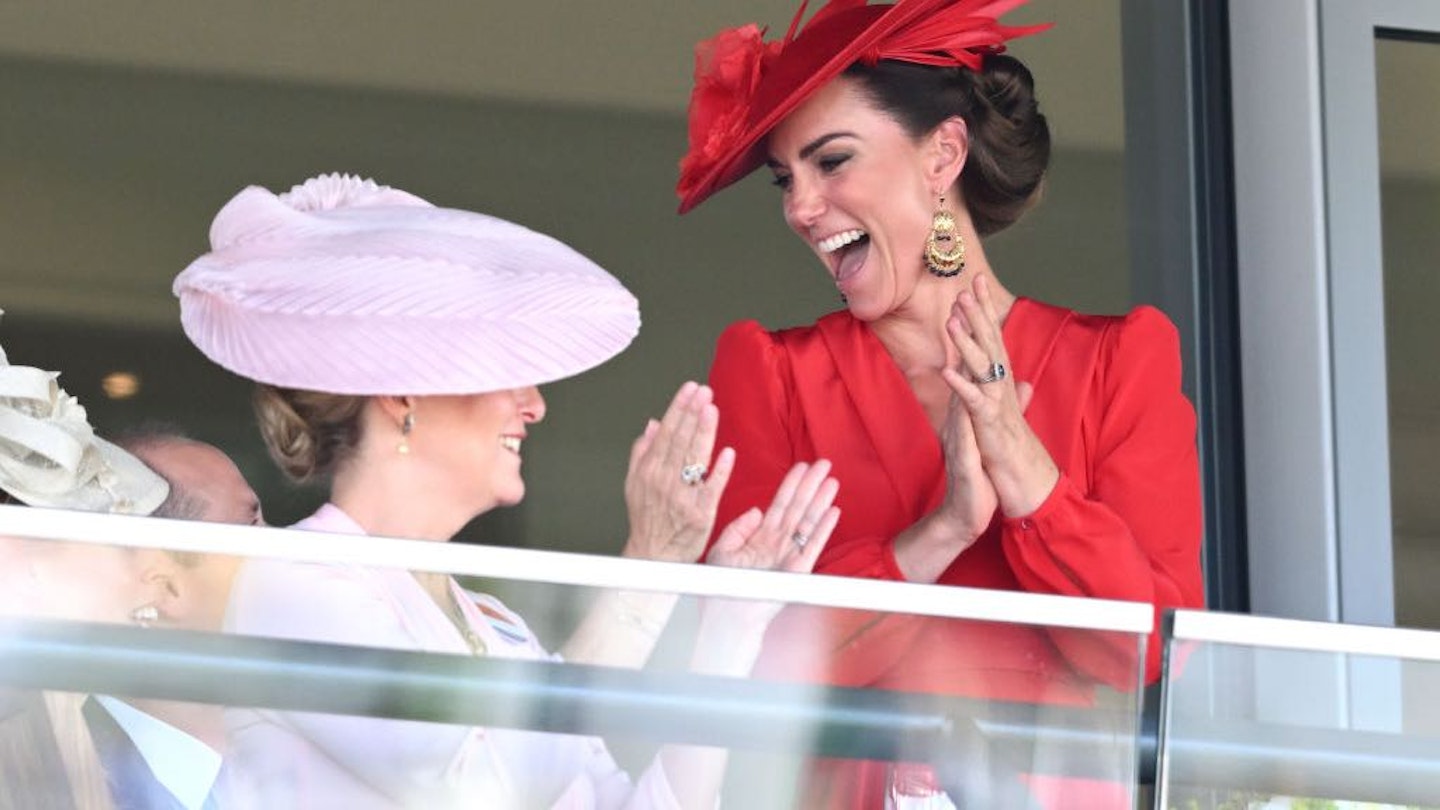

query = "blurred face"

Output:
[[0, 535, 26, 616], [128, 440, 263, 632], [138, 440, 264, 527], [766, 77, 938, 321], [411, 387, 547, 515], [5, 539, 149, 623]]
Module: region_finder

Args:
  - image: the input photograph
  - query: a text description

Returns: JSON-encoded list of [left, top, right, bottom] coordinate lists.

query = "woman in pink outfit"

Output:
[[174, 174, 840, 809]]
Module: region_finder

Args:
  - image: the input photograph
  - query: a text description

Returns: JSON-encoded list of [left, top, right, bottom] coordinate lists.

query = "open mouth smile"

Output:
[[816, 228, 871, 286]]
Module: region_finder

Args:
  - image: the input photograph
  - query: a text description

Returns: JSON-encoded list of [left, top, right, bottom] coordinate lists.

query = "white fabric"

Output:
[[221, 503, 680, 809], [94, 696, 222, 810], [0, 333, 166, 514]]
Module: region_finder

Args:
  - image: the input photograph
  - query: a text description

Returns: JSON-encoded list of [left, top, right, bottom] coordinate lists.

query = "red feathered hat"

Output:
[[676, 0, 1050, 214]]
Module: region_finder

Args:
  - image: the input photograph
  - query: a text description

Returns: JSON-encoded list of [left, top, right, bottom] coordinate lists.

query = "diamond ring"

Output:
[[791, 531, 809, 550], [680, 463, 706, 486]]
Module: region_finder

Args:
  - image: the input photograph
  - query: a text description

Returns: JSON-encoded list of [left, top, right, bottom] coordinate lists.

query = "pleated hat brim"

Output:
[[175, 177, 640, 396]]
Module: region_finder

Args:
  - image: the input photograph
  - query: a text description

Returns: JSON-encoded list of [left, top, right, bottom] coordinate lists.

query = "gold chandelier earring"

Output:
[[924, 194, 966, 278], [398, 411, 415, 455]]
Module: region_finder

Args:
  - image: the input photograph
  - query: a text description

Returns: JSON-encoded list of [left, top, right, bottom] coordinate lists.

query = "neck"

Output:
[[871, 260, 1016, 376], [329, 449, 482, 542], [124, 699, 227, 753]]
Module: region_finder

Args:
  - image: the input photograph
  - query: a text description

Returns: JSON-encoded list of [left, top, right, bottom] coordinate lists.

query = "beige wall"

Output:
[[0, 1, 1125, 152]]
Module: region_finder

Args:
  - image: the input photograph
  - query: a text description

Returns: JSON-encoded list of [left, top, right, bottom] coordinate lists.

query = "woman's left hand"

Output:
[[707, 460, 839, 574], [941, 275, 1059, 517], [701, 460, 840, 636]]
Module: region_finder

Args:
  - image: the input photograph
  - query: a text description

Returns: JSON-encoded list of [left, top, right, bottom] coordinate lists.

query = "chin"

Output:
[[495, 484, 526, 508], [845, 295, 889, 323]]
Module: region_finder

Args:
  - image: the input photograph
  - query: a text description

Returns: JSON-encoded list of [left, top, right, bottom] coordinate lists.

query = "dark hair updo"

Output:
[[845, 53, 1050, 237]]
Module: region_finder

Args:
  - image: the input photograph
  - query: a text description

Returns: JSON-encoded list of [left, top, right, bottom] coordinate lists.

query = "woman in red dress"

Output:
[[677, 1, 1204, 806]]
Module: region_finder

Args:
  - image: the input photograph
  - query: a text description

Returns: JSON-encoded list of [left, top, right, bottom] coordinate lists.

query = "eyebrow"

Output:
[[766, 131, 860, 169]]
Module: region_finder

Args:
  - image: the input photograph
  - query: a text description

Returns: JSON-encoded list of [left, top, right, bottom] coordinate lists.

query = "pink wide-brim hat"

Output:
[[175, 174, 641, 396]]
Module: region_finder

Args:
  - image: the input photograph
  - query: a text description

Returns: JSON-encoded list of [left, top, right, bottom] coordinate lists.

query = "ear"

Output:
[[135, 549, 182, 622], [372, 395, 416, 428], [927, 116, 969, 197]]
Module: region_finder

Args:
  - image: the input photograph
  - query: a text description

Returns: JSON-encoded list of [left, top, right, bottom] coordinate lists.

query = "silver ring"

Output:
[[680, 463, 706, 486], [976, 361, 1007, 385], [791, 531, 809, 550]]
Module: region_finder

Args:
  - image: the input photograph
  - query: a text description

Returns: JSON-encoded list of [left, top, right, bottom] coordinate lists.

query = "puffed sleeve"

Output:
[[999, 306, 1204, 686], [704, 320, 798, 558]]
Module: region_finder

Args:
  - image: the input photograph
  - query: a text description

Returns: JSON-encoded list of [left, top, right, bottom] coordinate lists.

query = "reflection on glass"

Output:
[[1379, 36, 1440, 634], [1159, 617, 1440, 809], [1, 520, 1147, 809]]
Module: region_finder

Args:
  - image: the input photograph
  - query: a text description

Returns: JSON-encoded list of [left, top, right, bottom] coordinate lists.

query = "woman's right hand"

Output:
[[621, 381, 736, 564], [895, 363, 1034, 583], [935, 390, 1000, 551]]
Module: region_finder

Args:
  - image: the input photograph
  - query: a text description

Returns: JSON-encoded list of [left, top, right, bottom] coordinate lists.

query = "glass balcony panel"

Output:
[[1, 505, 1149, 809], [1158, 610, 1440, 809]]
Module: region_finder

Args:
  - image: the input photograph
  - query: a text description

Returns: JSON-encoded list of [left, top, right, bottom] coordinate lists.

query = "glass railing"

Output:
[[1157, 609, 1440, 809], [1, 504, 1151, 809]]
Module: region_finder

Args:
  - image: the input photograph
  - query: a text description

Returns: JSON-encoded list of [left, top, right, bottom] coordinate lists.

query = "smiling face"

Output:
[[126, 438, 264, 631], [766, 77, 945, 321], [5, 539, 149, 623], [0, 534, 28, 616], [411, 387, 547, 515]]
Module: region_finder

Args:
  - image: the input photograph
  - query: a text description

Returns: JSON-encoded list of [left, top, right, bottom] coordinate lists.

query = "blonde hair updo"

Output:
[[252, 385, 367, 483]]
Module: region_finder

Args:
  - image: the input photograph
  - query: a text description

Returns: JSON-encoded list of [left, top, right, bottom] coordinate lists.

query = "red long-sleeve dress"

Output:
[[705, 298, 1204, 807]]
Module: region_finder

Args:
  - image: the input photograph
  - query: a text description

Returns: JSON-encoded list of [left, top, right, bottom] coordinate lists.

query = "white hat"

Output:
[[0, 322, 168, 515]]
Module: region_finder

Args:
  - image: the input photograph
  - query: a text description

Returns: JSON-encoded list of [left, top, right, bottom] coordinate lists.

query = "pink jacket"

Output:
[[222, 504, 679, 809]]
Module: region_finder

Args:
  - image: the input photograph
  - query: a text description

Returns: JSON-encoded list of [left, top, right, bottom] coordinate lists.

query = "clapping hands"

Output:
[[937, 275, 1056, 532], [696, 460, 840, 655], [621, 381, 841, 575], [897, 275, 1058, 582], [707, 460, 839, 575], [622, 381, 735, 564]]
